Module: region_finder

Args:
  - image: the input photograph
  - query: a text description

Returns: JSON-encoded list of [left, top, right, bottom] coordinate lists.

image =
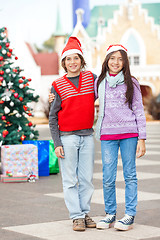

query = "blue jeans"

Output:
[[101, 137, 138, 216], [60, 135, 94, 219]]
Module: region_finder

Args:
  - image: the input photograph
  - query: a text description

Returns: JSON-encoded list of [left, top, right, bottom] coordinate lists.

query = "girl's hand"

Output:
[[49, 89, 55, 103], [136, 139, 146, 158], [55, 146, 65, 158]]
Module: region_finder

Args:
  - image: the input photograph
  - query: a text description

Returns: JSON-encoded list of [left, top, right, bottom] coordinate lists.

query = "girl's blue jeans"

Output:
[[60, 134, 94, 220], [101, 137, 138, 216]]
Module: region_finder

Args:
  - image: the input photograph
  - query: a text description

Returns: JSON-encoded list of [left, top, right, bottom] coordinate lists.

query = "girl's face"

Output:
[[65, 53, 81, 77], [108, 51, 123, 75]]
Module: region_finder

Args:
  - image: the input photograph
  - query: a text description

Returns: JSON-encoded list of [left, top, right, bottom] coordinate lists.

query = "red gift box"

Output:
[[1, 174, 28, 183]]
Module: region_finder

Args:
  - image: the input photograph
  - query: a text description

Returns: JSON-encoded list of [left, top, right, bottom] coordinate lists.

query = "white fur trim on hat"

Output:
[[61, 49, 83, 60], [106, 44, 127, 56]]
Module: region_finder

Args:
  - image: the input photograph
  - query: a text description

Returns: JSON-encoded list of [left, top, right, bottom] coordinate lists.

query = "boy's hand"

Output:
[[55, 146, 65, 158]]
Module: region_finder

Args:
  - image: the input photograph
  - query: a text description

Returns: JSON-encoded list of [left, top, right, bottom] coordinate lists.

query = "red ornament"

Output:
[[7, 52, 12, 57], [21, 135, 26, 141], [28, 112, 32, 116], [14, 93, 19, 98], [2, 130, 9, 137], [19, 97, 23, 101], [0, 76, 3, 81], [22, 76, 25, 80], [28, 122, 32, 127], [23, 105, 28, 111], [0, 56, 4, 61], [9, 48, 13, 53], [13, 69, 18, 73], [0, 70, 4, 75], [0, 46, 2, 50], [6, 43, 10, 47], [19, 79, 23, 83], [0, 100, 4, 104], [15, 56, 18, 60], [28, 78, 32, 82], [1, 116, 6, 120]]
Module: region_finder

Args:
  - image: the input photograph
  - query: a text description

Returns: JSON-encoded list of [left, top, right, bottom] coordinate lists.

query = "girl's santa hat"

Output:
[[61, 37, 83, 60], [106, 44, 127, 56]]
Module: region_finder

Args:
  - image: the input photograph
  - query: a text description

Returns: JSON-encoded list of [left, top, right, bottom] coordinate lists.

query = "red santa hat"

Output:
[[106, 44, 127, 56], [61, 36, 83, 60]]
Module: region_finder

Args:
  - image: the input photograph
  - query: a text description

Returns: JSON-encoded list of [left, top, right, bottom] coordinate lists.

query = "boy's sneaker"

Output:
[[96, 213, 116, 229], [85, 214, 96, 228], [114, 214, 134, 231], [73, 218, 85, 231]]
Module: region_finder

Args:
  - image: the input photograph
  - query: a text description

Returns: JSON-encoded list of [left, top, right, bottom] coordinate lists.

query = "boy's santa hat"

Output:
[[106, 44, 127, 56], [61, 37, 83, 60]]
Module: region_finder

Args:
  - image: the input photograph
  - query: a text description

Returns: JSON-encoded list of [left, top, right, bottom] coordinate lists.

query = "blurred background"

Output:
[[1, 0, 160, 121]]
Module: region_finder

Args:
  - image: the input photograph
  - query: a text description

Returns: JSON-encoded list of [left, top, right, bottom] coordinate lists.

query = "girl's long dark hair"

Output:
[[97, 50, 137, 109]]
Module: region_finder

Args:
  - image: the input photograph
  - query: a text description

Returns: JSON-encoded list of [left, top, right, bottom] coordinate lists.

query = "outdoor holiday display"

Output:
[[0, 27, 39, 145]]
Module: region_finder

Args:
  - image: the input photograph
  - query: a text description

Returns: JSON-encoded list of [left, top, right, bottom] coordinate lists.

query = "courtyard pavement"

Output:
[[0, 122, 160, 240]]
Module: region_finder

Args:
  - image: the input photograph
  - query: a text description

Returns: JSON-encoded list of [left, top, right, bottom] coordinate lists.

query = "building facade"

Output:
[[70, 0, 160, 102]]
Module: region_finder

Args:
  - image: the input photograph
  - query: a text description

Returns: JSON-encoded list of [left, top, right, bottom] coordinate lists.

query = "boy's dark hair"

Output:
[[97, 50, 138, 109], [61, 54, 86, 72]]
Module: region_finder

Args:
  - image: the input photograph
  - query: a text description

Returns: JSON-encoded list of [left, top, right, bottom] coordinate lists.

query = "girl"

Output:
[[49, 37, 97, 231], [95, 44, 146, 231]]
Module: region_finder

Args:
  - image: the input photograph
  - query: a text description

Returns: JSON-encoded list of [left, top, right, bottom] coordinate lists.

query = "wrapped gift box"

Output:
[[49, 140, 59, 174], [1, 175, 28, 183], [22, 140, 59, 176], [22, 140, 49, 176], [1, 144, 38, 179]]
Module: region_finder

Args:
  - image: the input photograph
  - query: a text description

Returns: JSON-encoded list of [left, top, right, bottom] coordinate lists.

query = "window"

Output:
[[134, 56, 140, 65], [128, 55, 140, 66]]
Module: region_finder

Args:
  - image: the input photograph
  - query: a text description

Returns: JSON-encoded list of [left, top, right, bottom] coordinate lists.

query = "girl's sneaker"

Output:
[[96, 213, 116, 229], [114, 214, 134, 231]]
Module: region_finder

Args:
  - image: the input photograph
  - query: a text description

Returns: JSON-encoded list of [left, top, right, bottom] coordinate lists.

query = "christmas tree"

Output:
[[0, 27, 39, 145]]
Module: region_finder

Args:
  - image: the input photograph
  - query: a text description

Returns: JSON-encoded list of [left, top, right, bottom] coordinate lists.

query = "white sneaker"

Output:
[[96, 213, 116, 229], [114, 214, 134, 231]]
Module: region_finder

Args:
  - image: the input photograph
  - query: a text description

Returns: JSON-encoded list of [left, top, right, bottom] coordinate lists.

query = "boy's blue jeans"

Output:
[[101, 137, 138, 216], [60, 135, 94, 219]]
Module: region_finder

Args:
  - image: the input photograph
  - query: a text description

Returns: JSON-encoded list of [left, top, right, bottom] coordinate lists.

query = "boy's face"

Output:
[[65, 53, 81, 77]]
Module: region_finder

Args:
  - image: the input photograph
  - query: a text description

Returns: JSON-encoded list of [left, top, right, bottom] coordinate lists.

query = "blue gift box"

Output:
[[23, 140, 49, 177]]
